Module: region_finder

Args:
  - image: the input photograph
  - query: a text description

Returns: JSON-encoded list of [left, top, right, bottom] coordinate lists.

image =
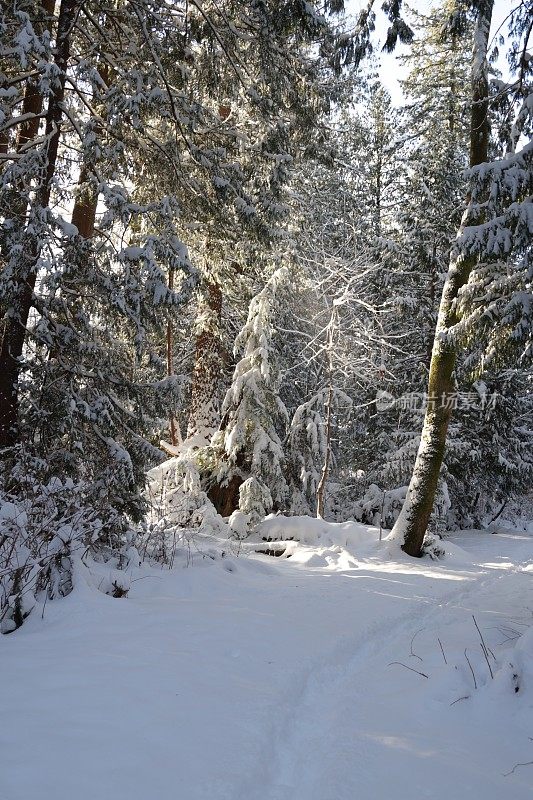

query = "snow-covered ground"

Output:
[[1, 523, 532, 800]]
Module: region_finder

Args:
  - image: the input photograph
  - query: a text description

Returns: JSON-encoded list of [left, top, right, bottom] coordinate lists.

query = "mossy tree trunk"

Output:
[[390, 0, 493, 557]]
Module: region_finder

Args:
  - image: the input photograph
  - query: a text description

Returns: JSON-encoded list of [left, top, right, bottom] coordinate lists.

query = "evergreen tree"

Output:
[[0, 0, 352, 618], [391, 0, 533, 556], [370, 0, 472, 512], [208, 267, 290, 517]]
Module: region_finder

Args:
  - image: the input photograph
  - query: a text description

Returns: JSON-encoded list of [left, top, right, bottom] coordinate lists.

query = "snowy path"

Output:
[[1, 530, 532, 800], [261, 534, 533, 800]]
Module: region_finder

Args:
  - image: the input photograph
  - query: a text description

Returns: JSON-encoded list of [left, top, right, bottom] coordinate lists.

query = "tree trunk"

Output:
[[389, 0, 493, 557], [0, 0, 55, 291], [316, 306, 336, 518], [70, 164, 98, 240], [186, 275, 223, 440], [166, 268, 182, 447], [316, 381, 333, 519], [69, 60, 109, 240], [0, 0, 79, 448], [15, 0, 57, 154], [208, 473, 243, 518]]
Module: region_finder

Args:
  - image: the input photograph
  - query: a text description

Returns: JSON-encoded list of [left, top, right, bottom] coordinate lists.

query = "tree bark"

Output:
[[0, 0, 79, 448], [14, 0, 57, 154], [0, 0, 56, 166], [186, 275, 223, 440], [70, 164, 98, 240], [208, 473, 242, 518], [390, 0, 493, 557], [69, 60, 109, 240]]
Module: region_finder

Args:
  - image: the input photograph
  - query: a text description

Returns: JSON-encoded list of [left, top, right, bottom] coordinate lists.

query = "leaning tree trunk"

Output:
[[389, 0, 493, 557], [0, 0, 79, 448]]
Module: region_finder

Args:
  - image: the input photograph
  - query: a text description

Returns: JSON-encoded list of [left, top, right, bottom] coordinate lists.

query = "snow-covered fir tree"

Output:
[[207, 267, 290, 518]]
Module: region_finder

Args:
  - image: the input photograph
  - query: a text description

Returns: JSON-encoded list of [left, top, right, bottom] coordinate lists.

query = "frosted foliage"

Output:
[[146, 458, 226, 536], [452, 139, 533, 365], [287, 396, 328, 515], [353, 483, 407, 529], [228, 510, 250, 539], [215, 268, 289, 508], [0, 0, 350, 611], [238, 478, 273, 529], [0, 466, 132, 633]]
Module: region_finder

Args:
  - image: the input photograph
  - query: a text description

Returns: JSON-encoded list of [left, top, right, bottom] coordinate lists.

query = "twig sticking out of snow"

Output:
[[450, 695, 470, 706], [464, 649, 478, 689], [495, 624, 522, 645], [409, 628, 424, 662], [503, 761, 533, 777], [472, 615, 494, 679], [388, 661, 428, 679], [438, 637, 447, 665]]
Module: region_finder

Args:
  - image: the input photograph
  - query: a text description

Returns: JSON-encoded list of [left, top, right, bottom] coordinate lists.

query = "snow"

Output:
[[1, 525, 533, 800], [56, 217, 79, 237], [160, 433, 211, 457]]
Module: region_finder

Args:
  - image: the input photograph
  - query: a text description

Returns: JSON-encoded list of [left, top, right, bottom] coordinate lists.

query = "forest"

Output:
[[1, 1, 532, 798]]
